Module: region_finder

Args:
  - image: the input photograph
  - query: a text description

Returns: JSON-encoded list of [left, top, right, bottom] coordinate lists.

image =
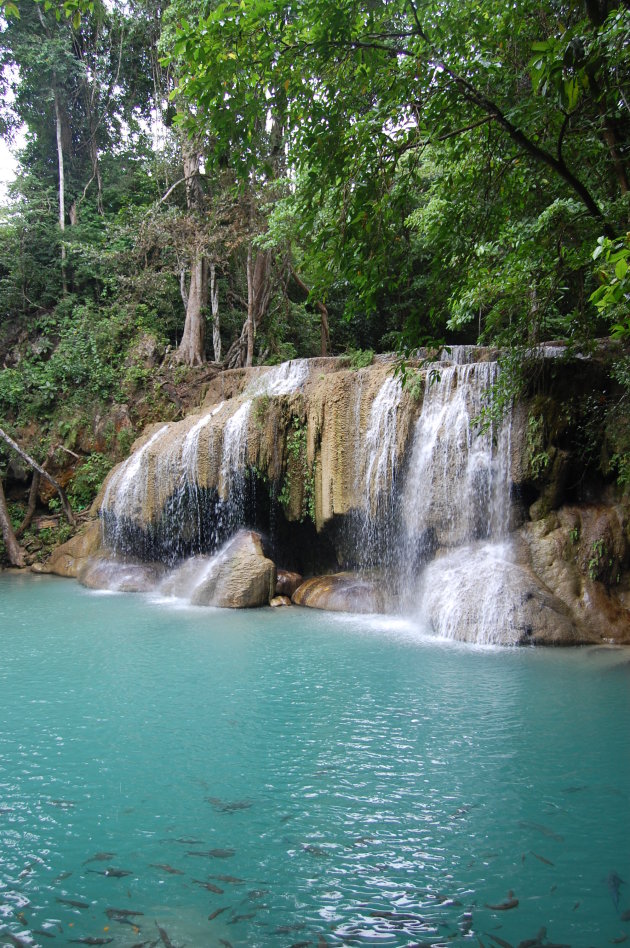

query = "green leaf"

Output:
[[615, 258, 628, 281]]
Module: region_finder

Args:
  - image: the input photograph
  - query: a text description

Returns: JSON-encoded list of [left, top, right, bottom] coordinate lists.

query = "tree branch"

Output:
[[0, 428, 75, 525]]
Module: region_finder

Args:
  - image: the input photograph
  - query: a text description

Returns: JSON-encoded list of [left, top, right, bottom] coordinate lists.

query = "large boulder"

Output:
[[418, 541, 581, 645], [186, 530, 276, 608], [275, 569, 303, 597], [292, 572, 388, 614], [34, 519, 102, 578]]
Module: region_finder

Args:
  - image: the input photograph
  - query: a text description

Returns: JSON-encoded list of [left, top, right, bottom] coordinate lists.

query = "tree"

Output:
[[171, 0, 630, 347]]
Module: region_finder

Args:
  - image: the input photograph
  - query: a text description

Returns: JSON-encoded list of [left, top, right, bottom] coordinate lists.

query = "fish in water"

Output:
[[610, 936, 628, 945], [530, 851, 554, 866], [174, 836, 203, 844], [219, 940, 234, 948], [53, 871, 73, 882], [208, 907, 229, 921], [1, 935, 33, 948], [56, 898, 90, 909], [208, 875, 244, 884], [149, 864, 183, 875], [186, 849, 235, 859], [205, 797, 252, 813], [485, 891, 519, 911], [608, 872, 627, 911], [88, 868, 133, 878], [156, 924, 175, 948], [247, 889, 269, 901], [105, 909, 144, 920], [485, 935, 514, 948], [193, 880, 224, 894], [69, 939, 114, 945], [518, 821, 564, 843], [83, 854, 116, 866], [228, 913, 257, 924], [622, 910, 630, 922], [302, 845, 329, 858], [517, 929, 548, 948], [369, 911, 425, 921]]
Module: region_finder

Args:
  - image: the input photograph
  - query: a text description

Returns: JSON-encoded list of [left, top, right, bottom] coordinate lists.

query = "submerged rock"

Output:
[[292, 572, 387, 614], [270, 595, 292, 607]]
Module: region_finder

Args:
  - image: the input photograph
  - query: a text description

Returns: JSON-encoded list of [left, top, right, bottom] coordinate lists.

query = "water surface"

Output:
[[1, 573, 629, 947]]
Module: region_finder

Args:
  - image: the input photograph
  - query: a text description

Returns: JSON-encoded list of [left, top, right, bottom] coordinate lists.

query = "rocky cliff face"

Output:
[[43, 349, 630, 645]]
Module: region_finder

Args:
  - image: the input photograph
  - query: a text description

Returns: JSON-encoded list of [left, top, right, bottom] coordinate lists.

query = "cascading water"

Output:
[[99, 359, 311, 573], [101, 424, 171, 554], [353, 374, 403, 569], [245, 358, 310, 396], [401, 349, 514, 643], [402, 359, 510, 551]]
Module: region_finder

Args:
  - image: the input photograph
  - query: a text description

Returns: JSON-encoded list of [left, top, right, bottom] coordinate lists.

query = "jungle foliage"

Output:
[[0, 0, 629, 526]]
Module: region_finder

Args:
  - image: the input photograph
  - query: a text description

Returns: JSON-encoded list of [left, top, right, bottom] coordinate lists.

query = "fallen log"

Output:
[[0, 427, 75, 526]]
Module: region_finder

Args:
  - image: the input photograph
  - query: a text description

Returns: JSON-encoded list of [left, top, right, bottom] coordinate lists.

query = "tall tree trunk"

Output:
[[245, 243, 255, 367], [178, 253, 207, 366], [210, 262, 221, 362], [54, 89, 67, 295], [177, 138, 208, 365], [15, 470, 40, 539], [0, 478, 25, 567], [290, 267, 330, 355]]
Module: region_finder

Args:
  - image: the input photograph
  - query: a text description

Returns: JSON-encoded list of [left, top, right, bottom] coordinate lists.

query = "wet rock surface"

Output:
[[79, 555, 165, 593], [188, 530, 276, 608], [292, 572, 388, 614]]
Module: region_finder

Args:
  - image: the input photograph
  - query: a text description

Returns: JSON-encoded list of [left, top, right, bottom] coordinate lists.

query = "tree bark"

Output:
[[0, 428, 75, 525], [54, 89, 68, 295], [245, 242, 255, 367], [290, 266, 330, 355], [177, 138, 208, 365], [0, 477, 26, 567], [15, 470, 40, 539], [210, 262, 221, 362], [178, 253, 208, 366]]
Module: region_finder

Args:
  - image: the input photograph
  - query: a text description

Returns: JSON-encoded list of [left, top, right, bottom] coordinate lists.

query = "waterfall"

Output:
[[363, 375, 403, 515], [101, 424, 171, 553], [245, 358, 310, 397], [99, 359, 311, 562], [401, 350, 514, 642], [402, 359, 510, 552], [351, 374, 403, 569]]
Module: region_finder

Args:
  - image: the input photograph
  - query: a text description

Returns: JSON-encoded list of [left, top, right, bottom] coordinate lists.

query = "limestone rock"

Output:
[[270, 595, 292, 607], [39, 520, 102, 578], [519, 504, 630, 644], [190, 530, 276, 608], [292, 572, 387, 614], [79, 554, 165, 592], [419, 542, 580, 646], [275, 569, 303, 597]]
